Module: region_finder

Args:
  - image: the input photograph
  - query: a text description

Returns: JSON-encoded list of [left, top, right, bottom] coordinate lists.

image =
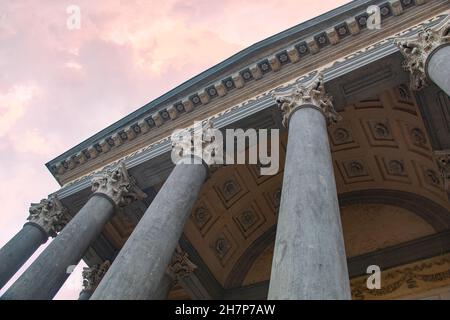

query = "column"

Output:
[[396, 16, 450, 95], [1, 162, 145, 300], [91, 126, 215, 300], [78, 261, 110, 300], [268, 73, 351, 300], [0, 195, 69, 289]]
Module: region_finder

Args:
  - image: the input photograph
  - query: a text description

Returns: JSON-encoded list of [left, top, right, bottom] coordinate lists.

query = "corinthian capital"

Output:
[[273, 73, 340, 127], [91, 162, 147, 207], [82, 261, 111, 292], [27, 195, 70, 238], [396, 16, 450, 91], [167, 246, 197, 284], [171, 120, 223, 167]]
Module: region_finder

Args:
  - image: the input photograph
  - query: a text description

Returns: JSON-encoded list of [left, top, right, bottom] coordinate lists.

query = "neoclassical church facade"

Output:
[[1, 0, 450, 300]]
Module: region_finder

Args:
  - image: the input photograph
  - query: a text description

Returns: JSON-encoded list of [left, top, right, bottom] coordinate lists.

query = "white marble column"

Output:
[[91, 124, 216, 300], [397, 16, 450, 95], [0, 195, 69, 289], [1, 163, 145, 300], [268, 74, 351, 300]]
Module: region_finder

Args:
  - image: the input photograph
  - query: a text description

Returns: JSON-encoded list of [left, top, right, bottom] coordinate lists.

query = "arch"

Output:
[[224, 189, 450, 288]]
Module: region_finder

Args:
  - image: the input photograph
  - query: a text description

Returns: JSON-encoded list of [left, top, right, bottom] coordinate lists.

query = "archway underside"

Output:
[[169, 84, 450, 299]]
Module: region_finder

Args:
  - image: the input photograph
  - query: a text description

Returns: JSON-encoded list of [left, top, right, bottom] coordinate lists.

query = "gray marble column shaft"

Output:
[[153, 274, 174, 300], [1, 195, 114, 300], [91, 162, 207, 300], [427, 45, 450, 96], [0, 223, 47, 289], [268, 107, 350, 300]]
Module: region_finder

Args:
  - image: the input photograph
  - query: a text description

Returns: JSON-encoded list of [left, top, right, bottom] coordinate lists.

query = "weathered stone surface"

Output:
[[427, 45, 450, 96], [0, 195, 69, 289], [91, 162, 207, 300], [91, 162, 146, 207], [0, 224, 46, 289], [269, 81, 350, 299], [1, 196, 114, 300], [396, 16, 449, 91], [78, 261, 110, 300]]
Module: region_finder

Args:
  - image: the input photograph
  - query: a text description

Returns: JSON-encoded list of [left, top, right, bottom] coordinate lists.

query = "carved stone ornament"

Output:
[[272, 72, 341, 127], [171, 119, 222, 166], [396, 15, 450, 91], [91, 162, 147, 207], [167, 245, 197, 284], [27, 194, 70, 238], [82, 260, 111, 292], [435, 150, 450, 193]]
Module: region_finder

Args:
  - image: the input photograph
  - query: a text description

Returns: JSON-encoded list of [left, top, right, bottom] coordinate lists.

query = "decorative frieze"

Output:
[[91, 162, 146, 207], [167, 246, 197, 284], [27, 195, 70, 238], [396, 15, 449, 90], [273, 73, 340, 127], [82, 261, 111, 292]]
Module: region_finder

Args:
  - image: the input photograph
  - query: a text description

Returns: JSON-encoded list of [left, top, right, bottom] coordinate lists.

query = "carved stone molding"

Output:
[[26, 195, 70, 238], [171, 120, 221, 166], [273, 73, 340, 127], [396, 15, 449, 91], [91, 162, 147, 207], [435, 150, 450, 196], [167, 246, 197, 284], [82, 261, 111, 292]]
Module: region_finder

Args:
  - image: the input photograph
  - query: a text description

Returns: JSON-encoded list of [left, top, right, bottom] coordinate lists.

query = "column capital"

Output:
[[82, 260, 111, 293], [273, 73, 340, 127], [434, 150, 450, 197], [396, 15, 450, 91], [91, 162, 147, 207], [172, 120, 220, 167], [26, 195, 70, 238], [166, 246, 197, 284]]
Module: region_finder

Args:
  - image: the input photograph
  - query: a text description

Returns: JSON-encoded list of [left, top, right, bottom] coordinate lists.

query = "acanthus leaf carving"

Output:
[[272, 72, 341, 127], [27, 194, 70, 238], [91, 162, 147, 207], [434, 150, 450, 197]]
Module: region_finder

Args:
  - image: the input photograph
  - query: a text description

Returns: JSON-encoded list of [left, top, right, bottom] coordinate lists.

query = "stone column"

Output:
[[0, 195, 69, 289], [396, 16, 450, 95], [78, 261, 110, 300], [1, 163, 145, 300], [268, 73, 351, 300], [91, 123, 217, 300]]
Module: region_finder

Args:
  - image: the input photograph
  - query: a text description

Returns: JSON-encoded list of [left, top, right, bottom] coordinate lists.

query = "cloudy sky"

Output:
[[0, 0, 351, 299]]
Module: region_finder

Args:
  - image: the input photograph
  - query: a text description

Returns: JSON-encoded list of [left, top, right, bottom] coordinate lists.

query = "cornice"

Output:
[[54, 12, 449, 200], [46, 0, 446, 185]]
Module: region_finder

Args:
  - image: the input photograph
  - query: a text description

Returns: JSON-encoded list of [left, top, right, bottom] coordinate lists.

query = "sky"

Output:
[[0, 0, 352, 300]]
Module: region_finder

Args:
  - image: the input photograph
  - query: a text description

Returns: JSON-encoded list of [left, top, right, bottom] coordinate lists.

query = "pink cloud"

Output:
[[0, 0, 351, 299]]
